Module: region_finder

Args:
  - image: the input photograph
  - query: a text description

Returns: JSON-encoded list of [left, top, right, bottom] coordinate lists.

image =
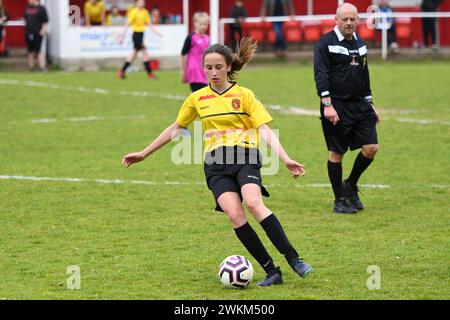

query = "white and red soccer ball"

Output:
[[218, 255, 254, 288]]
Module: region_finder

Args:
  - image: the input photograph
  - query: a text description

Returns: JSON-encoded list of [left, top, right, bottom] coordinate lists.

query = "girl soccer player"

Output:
[[117, 0, 161, 80], [122, 38, 313, 286], [180, 12, 210, 92]]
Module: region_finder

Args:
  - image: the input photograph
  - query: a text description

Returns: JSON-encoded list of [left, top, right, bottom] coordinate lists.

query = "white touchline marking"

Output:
[[130, 180, 155, 185], [31, 115, 146, 123], [31, 118, 59, 124], [358, 184, 391, 189], [0, 79, 20, 85], [429, 184, 450, 188], [94, 88, 110, 94], [267, 105, 319, 116], [395, 118, 450, 126], [68, 116, 105, 122], [0, 174, 448, 189], [264, 106, 449, 126], [1, 79, 442, 125]]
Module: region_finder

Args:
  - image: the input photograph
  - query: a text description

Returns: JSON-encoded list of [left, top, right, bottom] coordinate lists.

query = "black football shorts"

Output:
[[26, 32, 43, 54], [204, 146, 270, 212], [320, 98, 378, 155], [132, 32, 145, 50]]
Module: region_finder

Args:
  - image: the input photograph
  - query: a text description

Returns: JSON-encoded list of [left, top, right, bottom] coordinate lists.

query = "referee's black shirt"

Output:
[[314, 26, 372, 102]]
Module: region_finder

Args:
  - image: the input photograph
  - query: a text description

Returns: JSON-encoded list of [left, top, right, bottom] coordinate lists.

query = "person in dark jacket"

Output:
[[229, 0, 247, 52], [421, 0, 443, 50], [24, 0, 49, 71], [0, 0, 9, 47], [260, 0, 295, 57]]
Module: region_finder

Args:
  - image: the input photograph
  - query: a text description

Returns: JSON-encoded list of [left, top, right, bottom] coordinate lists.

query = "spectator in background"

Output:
[[84, 0, 105, 26], [376, 0, 399, 54], [421, 0, 443, 51], [229, 0, 247, 52], [0, 0, 9, 45], [150, 5, 162, 24], [260, 0, 295, 58], [24, 0, 48, 72], [180, 12, 210, 92], [106, 5, 126, 26]]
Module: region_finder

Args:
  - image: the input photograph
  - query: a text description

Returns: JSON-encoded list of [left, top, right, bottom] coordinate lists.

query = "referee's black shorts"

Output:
[[320, 98, 378, 155], [25, 32, 43, 54], [204, 146, 270, 212], [132, 32, 145, 50]]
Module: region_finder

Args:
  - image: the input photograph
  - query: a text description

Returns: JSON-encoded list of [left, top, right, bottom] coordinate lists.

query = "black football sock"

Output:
[[143, 60, 153, 75], [328, 160, 344, 200], [121, 61, 131, 73], [234, 222, 277, 274], [260, 214, 298, 263], [347, 152, 374, 187]]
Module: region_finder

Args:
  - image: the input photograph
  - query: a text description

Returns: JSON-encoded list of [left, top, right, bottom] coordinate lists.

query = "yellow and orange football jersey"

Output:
[[127, 7, 150, 32], [176, 83, 273, 153]]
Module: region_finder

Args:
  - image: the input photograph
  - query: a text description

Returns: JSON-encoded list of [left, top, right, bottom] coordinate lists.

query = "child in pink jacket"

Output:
[[181, 12, 210, 92]]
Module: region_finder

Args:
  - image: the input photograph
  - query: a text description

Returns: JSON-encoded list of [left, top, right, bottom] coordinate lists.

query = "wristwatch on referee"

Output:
[[322, 98, 332, 107]]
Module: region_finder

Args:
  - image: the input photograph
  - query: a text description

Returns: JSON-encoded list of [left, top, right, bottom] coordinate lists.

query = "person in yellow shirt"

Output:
[[117, 0, 161, 79], [122, 38, 313, 287], [84, 0, 105, 26]]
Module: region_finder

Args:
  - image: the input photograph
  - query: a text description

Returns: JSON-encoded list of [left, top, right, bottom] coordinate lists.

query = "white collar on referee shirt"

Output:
[[333, 25, 358, 41]]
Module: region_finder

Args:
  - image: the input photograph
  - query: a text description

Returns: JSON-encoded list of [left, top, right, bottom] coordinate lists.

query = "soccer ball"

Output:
[[218, 255, 254, 288]]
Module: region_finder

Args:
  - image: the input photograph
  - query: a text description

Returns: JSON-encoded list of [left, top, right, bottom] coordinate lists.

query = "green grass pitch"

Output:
[[0, 61, 449, 299]]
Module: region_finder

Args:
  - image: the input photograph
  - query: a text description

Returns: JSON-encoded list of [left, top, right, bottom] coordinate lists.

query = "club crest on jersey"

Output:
[[231, 98, 241, 110]]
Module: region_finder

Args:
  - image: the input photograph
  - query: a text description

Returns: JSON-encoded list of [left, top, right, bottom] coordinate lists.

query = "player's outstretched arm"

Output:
[[149, 24, 163, 37], [119, 22, 130, 44], [122, 121, 183, 168], [180, 55, 187, 83], [258, 124, 305, 178]]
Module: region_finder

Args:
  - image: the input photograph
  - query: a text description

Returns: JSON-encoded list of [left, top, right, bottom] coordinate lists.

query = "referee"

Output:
[[314, 3, 380, 214]]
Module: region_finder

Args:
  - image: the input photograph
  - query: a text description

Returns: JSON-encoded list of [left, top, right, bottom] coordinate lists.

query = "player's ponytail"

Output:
[[230, 37, 258, 80], [203, 37, 258, 81]]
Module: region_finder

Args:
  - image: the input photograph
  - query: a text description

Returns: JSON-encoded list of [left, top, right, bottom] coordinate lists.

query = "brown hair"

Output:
[[203, 37, 258, 81]]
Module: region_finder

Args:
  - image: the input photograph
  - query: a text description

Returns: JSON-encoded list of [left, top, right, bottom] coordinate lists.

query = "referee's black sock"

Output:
[[121, 61, 131, 73], [260, 214, 298, 263], [347, 152, 374, 187], [328, 160, 344, 200], [234, 222, 277, 274], [143, 60, 153, 75]]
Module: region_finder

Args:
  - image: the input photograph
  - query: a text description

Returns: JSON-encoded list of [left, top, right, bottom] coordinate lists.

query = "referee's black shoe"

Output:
[[342, 180, 364, 210], [289, 258, 313, 278], [334, 198, 357, 214], [257, 267, 283, 287]]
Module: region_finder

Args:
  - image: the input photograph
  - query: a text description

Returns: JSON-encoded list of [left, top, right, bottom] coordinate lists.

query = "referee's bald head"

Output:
[[335, 2, 359, 40], [336, 2, 358, 18]]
